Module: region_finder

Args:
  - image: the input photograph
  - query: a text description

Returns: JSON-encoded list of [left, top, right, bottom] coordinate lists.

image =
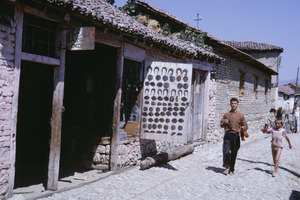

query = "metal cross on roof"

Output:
[[194, 13, 202, 29]]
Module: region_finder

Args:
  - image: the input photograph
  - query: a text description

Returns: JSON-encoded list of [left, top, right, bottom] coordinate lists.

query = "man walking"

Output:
[[220, 98, 248, 175]]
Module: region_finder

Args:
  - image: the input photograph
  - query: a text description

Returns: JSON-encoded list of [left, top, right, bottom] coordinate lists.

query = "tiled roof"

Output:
[[288, 82, 300, 87], [278, 85, 295, 95], [44, 0, 219, 60], [135, 0, 278, 75], [222, 41, 283, 52]]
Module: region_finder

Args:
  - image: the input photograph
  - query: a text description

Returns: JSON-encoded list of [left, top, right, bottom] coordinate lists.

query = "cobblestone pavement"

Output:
[[22, 133, 300, 200]]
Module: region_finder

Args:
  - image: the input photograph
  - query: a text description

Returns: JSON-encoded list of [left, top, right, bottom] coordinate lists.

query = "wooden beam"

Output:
[[124, 42, 146, 62], [95, 30, 122, 48], [140, 145, 194, 170], [47, 27, 66, 190], [7, 2, 23, 198], [110, 42, 124, 171], [23, 5, 59, 22], [21, 52, 60, 66]]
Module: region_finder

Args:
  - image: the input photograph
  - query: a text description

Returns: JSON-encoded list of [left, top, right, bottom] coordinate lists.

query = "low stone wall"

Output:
[[92, 135, 184, 169], [92, 137, 110, 170]]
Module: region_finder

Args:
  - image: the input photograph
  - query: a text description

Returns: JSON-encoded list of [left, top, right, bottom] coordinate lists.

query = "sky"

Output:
[[114, 0, 300, 84]]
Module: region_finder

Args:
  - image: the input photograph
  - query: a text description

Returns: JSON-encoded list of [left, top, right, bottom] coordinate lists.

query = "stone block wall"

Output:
[[0, 21, 16, 198], [92, 137, 111, 169], [117, 136, 182, 168], [246, 51, 281, 108], [207, 55, 272, 142]]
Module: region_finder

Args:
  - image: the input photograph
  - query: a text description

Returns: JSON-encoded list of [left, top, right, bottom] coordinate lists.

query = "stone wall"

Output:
[[207, 55, 272, 142], [117, 136, 182, 168], [92, 137, 111, 170], [0, 19, 16, 198], [92, 135, 183, 168], [245, 51, 281, 108]]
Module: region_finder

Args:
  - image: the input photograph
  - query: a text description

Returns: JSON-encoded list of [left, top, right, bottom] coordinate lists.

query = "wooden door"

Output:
[[192, 71, 206, 141], [140, 62, 193, 143]]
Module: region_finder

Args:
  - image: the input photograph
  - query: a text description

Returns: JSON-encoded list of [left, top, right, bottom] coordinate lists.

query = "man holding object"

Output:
[[220, 98, 248, 175]]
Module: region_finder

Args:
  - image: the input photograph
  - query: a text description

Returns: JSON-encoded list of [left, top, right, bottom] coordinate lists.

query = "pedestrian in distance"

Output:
[[268, 108, 276, 128], [275, 107, 284, 120], [292, 103, 300, 133], [220, 98, 248, 175], [262, 119, 292, 177]]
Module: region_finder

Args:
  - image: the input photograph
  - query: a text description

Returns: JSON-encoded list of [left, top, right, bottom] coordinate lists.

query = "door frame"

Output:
[[8, 5, 66, 196]]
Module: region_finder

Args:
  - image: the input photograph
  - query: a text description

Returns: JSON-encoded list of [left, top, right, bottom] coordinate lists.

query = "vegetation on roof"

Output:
[[119, 0, 213, 52]]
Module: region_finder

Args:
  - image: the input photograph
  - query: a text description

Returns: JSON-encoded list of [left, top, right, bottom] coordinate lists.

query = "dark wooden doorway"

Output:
[[14, 61, 54, 188], [60, 43, 117, 176]]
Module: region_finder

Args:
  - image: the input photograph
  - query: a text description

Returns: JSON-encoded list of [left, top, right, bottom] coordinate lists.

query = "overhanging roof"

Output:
[[136, 0, 279, 75]]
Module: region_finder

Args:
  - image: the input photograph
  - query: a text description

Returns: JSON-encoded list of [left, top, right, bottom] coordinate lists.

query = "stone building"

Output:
[[133, 0, 282, 142], [0, 0, 223, 198], [278, 82, 300, 112], [222, 41, 284, 109]]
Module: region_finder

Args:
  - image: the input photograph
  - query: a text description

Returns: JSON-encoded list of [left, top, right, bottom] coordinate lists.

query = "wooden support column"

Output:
[[110, 42, 124, 171], [47, 27, 66, 190], [202, 71, 211, 140], [8, 2, 23, 198]]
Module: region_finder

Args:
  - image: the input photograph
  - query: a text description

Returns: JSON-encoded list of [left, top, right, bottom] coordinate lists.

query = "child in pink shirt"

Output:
[[263, 119, 292, 177]]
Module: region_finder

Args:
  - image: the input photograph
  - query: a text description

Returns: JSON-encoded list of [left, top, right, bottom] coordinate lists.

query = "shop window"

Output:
[[239, 71, 245, 97], [120, 59, 143, 123], [22, 13, 56, 58], [253, 75, 258, 99]]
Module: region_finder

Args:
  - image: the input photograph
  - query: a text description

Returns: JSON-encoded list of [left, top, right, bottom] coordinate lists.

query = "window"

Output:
[[120, 59, 143, 123], [22, 13, 56, 57], [239, 71, 245, 97], [284, 95, 290, 100], [253, 75, 258, 99]]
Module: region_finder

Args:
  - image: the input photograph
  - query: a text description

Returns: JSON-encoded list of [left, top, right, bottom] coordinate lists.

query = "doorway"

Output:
[[60, 43, 117, 176], [14, 61, 54, 188]]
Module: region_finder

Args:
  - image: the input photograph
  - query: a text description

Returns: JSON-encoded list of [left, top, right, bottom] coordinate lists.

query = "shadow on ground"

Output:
[[253, 167, 272, 175], [289, 190, 300, 200], [205, 166, 224, 174], [157, 163, 178, 171], [238, 158, 300, 178]]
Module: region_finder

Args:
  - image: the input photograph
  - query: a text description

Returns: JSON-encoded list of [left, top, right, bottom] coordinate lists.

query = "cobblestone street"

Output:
[[12, 133, 300, 200]]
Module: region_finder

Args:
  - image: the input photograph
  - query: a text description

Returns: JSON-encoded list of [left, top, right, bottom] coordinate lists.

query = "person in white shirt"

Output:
[[292, 103, 300, 133]]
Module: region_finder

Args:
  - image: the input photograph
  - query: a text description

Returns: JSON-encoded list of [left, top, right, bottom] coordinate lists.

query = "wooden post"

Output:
[[202, 71, 210, 140], [7, 2, 23, 198], [110, 42, 124, 171], [47, 27, 66, 190]]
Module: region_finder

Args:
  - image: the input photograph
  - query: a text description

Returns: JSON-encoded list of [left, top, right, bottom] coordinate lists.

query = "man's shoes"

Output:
[[223, 168, 230, 175], [229, 171, 235, 175]]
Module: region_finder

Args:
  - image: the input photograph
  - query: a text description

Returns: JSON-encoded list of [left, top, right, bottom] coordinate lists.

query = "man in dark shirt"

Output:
[[220, 98, 248, 175]]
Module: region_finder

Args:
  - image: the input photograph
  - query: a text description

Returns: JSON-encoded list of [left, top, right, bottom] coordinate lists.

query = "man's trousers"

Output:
[[223, 132, 240, 172]]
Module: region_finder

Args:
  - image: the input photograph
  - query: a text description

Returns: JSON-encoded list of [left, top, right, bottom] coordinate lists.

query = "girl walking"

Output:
[[263, 119, 292, 177]]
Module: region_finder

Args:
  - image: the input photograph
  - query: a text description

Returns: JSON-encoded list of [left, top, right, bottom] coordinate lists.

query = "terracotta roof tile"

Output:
[[278, 85, 295, 95], [45, 0, 219, 59], [222, 41, 283, 52], [135, 0, 278, 75]]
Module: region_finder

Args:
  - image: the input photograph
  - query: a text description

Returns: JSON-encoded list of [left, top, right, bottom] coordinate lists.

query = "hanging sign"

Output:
[[67, 27, 95, 50]]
